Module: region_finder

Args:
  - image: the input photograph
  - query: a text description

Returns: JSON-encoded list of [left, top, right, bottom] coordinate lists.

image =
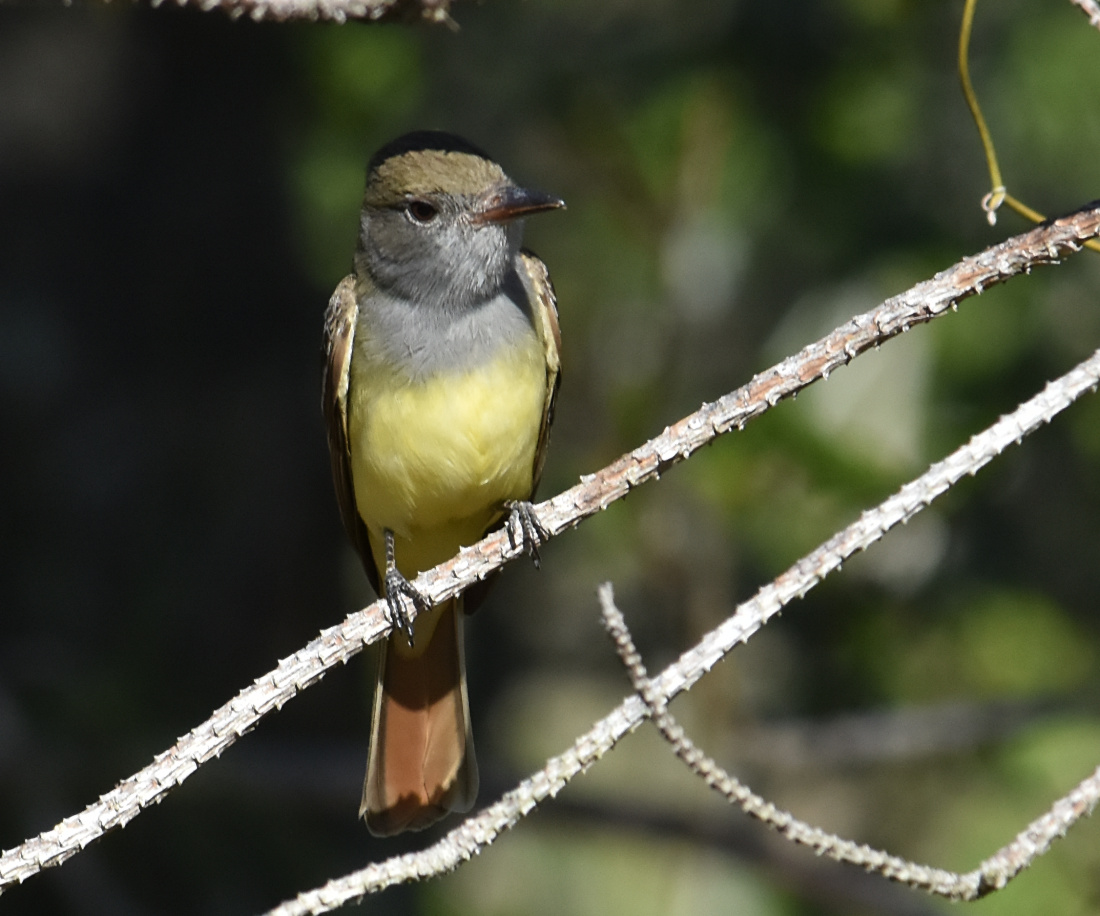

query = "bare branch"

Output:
[[2, 204, 1098, 896], [599, 585, 1100, 901], [139, 0, 454, 24], [265, 337, 1100, 913]]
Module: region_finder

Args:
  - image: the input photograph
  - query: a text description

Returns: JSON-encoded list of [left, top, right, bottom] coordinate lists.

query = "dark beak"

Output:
[[472, 184, 565, 225]]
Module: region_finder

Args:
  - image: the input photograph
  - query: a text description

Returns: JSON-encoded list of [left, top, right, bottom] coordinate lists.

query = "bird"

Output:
[[322, 131, 563, 836]]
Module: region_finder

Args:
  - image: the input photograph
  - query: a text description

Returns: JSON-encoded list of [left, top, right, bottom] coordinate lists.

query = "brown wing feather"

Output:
[[519, 249, 561, 494], [322, 274, 380, 595]]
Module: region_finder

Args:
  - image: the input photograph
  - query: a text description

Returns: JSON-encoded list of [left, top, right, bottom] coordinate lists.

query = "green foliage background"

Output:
[[1, 1, 1100, 914]]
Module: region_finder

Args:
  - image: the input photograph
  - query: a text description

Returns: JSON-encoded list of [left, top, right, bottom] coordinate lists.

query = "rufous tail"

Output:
[[361, 597, 477, 836]]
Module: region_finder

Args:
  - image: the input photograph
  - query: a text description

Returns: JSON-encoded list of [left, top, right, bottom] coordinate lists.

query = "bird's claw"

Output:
[[505, 500, 549, 569], [383, 567, 430, 647]]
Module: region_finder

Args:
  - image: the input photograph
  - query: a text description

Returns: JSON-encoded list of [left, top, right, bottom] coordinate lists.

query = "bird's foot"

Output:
[[505, 500, 549, 569], [383, 567, 430, 648]]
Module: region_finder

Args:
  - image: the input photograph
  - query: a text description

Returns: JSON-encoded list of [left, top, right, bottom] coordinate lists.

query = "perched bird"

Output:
[[322, 131, 563, 836]]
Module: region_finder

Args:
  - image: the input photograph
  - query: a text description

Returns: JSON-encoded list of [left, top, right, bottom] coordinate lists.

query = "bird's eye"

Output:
[[406, 200, 439, 224]]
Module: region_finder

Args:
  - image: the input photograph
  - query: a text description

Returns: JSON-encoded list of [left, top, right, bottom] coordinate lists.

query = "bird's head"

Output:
[[355, 131, 563, 311]]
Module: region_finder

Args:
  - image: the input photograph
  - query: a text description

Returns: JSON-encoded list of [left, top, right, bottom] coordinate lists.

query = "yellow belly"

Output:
[[347, 338, 546, 579]]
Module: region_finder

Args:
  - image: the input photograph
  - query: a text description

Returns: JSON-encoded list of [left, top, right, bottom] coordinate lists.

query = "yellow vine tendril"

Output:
[[958, 0, 1100, 251]]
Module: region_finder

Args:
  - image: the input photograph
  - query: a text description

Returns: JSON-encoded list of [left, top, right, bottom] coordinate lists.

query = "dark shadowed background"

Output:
[[2, 1, 1100, 913]]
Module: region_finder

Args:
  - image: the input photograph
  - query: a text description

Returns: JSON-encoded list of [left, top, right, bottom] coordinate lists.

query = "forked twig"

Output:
[[599, 585, 1100, 900], [264, 338, 1100, 913]]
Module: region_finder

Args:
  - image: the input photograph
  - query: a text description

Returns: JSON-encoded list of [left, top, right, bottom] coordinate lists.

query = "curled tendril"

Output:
[[981, 186, 1007, 225]]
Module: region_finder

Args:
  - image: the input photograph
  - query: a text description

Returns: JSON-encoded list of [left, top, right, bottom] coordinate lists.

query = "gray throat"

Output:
[[355, 265, 537, 381]]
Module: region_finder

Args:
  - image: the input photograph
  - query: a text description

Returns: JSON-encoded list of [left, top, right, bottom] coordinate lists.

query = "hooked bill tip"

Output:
[[473, 185, 565, 225]]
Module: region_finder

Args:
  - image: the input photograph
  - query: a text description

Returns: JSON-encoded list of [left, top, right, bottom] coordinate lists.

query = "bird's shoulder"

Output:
[[518, 250, 561, 370], [516, 250, 561, 495], [323, 274, 359, 389], [322, 274, 379, 591]]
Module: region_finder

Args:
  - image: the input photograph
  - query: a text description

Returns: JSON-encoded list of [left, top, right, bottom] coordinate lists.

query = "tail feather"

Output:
[[361, 598, 477, 836]]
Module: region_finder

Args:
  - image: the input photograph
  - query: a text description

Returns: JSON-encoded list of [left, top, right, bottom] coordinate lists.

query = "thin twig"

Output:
[[2, 204, 1099, 895], [599, 585, 1100, 901], [264, 338, 1100, 914]]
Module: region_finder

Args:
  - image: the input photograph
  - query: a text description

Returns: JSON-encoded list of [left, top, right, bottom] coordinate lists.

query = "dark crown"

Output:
[[368, 131, 492, 173]]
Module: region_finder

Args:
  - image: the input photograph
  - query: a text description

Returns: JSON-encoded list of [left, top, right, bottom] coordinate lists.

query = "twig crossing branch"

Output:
[[263, 296, 1100, 913], [2, 204, 1099, 900], [598, 585, 1100, 901]]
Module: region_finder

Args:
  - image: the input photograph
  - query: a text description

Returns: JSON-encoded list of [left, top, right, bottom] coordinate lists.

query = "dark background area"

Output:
[[2, 2, 1100, 914]]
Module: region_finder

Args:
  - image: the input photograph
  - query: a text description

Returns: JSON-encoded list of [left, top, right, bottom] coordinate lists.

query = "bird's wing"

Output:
[[520, 250, 561, 495], [322, 274, 380, 594]]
